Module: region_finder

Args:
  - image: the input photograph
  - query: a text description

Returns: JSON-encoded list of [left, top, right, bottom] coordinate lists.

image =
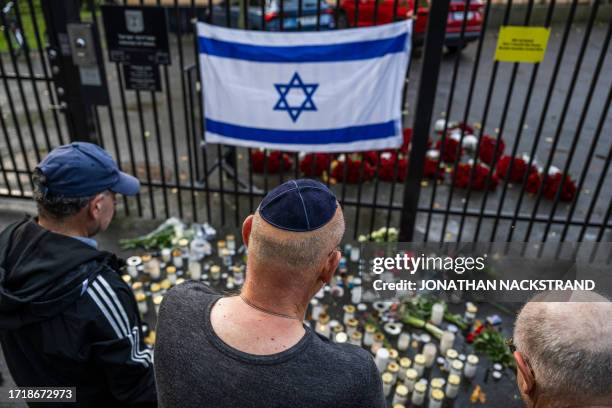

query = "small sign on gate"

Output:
[[494, 26, 551, 63], [123, 64, 161, 92], [101, 5, 171, 65]]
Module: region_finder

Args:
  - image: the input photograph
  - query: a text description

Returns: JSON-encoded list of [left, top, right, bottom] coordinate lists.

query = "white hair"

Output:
[[513, 292, 612, 401]]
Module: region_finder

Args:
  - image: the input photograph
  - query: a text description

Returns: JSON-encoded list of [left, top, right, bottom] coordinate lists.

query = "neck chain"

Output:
[[239, 294, 302, 321]]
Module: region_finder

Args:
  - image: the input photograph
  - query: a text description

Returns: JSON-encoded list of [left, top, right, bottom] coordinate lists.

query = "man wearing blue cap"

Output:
[[0, 143, 157, 407], [155, 179, 384, 408]]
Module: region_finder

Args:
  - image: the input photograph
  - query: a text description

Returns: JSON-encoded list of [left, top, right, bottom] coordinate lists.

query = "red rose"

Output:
[[479, 135, 505, 166], [525, 171, 542, 194], [423, 157, 445, 180], [436, 138, 463, 164], [448, 121, 475, 135], [400, 128, 412, 154], [543, 173, 577, 202], [496, 155, 537, 183], [362, 151, 380, 166], [299, 153, 332, 177], [250, 150, 292, 174], [378, 154, 408, 182], [331, 157, 374, 183], [453, 163, 498, 191]]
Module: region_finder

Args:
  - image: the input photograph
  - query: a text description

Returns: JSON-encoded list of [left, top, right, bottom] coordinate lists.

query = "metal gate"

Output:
[[0, 0, 610, 243]]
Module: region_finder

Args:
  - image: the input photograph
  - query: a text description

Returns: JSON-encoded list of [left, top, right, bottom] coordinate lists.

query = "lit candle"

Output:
[[428, 389, 444, 408], [439, 330, 455, 354], [375, 348, 390, 372], [392, 384, 408, 406], [136, 293, 148, 316], [429, 378, 445, 398], [371, 333, 385, 355], [411, 382, 426, 406], [217, 240, 226, 254], [404, 368, 418, 392], [445, 349, 458, 371], [413, 354, 426, 377], [346, 318, 359, 337], [209, 265, 221, 281], [351, 285, 362, 304], [422, 342, 437, 368], [464, 302, 478, 324], [388, 348, 399, 362], [132, 282, 144, 297], [363, 324, 376, 346], [189, 259, 202, 280], [464, 354, 479, 379], [343, 304, 355, 325], [335, 332, 348, 344], [160, 248, 172, 263], [153, 295, 163, 315], [226, 235, 236, 254], [431, 302, 445, 325], [398, 357, 411, 381], [165, 266, 177, 285], [387, 362, 400, 383], [445, 374, 461, 399], [145, 257, 161, 280], [172, 249, 183, 269], [397, 332, 411, 351], [349, 331, 362, 347], [382, 372, 394, 397], [316, 313, 330, 338], [450, 359, 464, 378]]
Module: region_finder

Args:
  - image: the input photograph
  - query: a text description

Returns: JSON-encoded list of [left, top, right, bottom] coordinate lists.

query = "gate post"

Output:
[[399, 0, 451, 241], [40, 0, 98, 143]]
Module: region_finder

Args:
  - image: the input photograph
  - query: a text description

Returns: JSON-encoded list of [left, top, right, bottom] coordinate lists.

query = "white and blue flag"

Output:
[[198, 21, 411, 153]]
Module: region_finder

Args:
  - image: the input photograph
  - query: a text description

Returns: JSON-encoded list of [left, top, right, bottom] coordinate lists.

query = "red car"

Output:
[[337, 0, 484, 52]]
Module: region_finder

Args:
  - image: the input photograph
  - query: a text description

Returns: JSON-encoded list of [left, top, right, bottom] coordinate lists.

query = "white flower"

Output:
[[434, 119, 446, 132], [462, 135, 478, 150]]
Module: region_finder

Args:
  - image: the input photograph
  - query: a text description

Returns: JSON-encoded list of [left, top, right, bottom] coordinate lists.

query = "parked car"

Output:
[[337, 0, 484, 52], [212, 0, 336, 30]]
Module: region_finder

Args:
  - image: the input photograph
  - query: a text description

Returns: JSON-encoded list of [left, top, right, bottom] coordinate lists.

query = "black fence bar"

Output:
[[0, 104, 25, 195], [399, 0, 452, 241]]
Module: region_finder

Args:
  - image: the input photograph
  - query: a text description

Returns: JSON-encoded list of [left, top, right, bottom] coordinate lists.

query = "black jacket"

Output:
[[0, 216, 157, 407]]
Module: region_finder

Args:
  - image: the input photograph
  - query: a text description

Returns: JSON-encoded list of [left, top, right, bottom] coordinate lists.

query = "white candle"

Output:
[[423, 342, 437, 368], [413, 354, 426, 377], [363, 324, 376, 346], [161, 248, 172, 263], [136, 293, 148, 316], [464, 354, 479, 379], [450, 359, 464, 377], [349, 331, 362, 346], [392, 384, 408, 406], [398, 357, 411, 381], [343, 304, 355, 325], [440, 330, 455, 354], [126, 256, 141, 278], [375, 348, 390, 373], [431, 303, 445, 325], [387, 362, 399, 383], [445, 374, 461, 398], [382, 373, 393, 397], [172, 249, 183, 268], [311, 300, 323, 321], [153, 295, 163, 316], [350, 246, 360, 262], [189, 260, 202, 280], [411, 382, 426, 406], [210, 265, 221, 281], [351, 286, 362, 304], [397, 332, 411, 351], [404, 368, 417, 392], [428, 389, 444, 408], [147, 258, 161, 280]]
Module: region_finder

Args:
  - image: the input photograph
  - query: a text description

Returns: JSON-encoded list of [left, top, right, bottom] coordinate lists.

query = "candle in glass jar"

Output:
[[316, 313, 330, 338], [423, 342, 437, 368], [132, 282, 144, 297], [392, 384, 408, 406], [189, 259, 202, 280], [371, 333, 385, 355], [431, 302, 445, 325], [217, 240, 226, 254], [136, 293, 148, 316], [445, 349, 458, 370], [404, 368, 418, 392], [445, 374, 461, 398], [430, 378, 444, 398], [387, 362, 399, 383], [450, 359, 464, 377], [440, 330, 455, 354], [172, 249, 183, 269], [146, 257, 161, 280], [310, 299, 323, 321], [335, 332, 348, 344], [413, 354, 426, 377], [397, 332, 411, 351], [364, 324, 376, 347], [411, 382, 426, 406], [226, 235, 236, 254], [161, 248, 172, 263], [464, 354, 479, 379], [349, 331, 362, 347], [398, 357, 411, 381], [343, 304, 355, 325], [351, 285, 362, 304], [126, 256, 142, 278], [233, 265, 245, 285], [153, 295, 163, 315], [464, 302, 478, 324], [428, 389, 444, 408], [166, 266, 177, 285], [210, 265, 221, 281], [375, 347, 390, 373], [350, 246, 360, 262], [382, 372, 393, 397]]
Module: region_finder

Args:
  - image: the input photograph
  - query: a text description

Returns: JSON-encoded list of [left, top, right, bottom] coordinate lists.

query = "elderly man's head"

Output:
[[513, 292, 612, 408], [241, 179, 345, 302]]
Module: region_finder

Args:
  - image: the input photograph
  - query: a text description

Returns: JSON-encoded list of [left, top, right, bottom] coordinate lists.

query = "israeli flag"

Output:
[[198, 21, 411, 153]]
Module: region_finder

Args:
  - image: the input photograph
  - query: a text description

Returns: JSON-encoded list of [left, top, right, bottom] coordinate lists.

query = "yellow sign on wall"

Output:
[[495, 26, 551, 63]]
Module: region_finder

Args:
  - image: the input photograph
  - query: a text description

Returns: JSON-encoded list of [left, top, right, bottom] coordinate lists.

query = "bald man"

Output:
[[154, 179, 384, 408], [513, 292, 612, 408]]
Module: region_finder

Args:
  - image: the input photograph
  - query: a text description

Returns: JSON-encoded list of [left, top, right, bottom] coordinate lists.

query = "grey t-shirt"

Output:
[[154, 281, 385, 408]]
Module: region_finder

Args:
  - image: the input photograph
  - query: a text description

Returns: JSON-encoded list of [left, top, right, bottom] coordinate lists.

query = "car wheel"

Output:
[[336, 12, 348, 29]]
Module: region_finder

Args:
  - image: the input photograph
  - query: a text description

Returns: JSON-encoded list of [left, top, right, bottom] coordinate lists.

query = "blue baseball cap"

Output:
[[36, 142, 140, 198], [258, 179, 338, 232]]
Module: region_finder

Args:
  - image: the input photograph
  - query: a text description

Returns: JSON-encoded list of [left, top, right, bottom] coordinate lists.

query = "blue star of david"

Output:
[[273, 72, 318, 122]]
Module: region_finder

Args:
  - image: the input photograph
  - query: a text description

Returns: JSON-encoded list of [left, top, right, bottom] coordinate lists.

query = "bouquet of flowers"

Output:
[[299, 153, 332, 177], [495, 155, 537, 183], [436, 138, 463, 164], [453, 162, 499, 191], [378, 152, 408, 182], [478, 135, 505, 166], [250, 149, 293, 174], [330, 154, 375, 184], [543, 172, 577, 202]]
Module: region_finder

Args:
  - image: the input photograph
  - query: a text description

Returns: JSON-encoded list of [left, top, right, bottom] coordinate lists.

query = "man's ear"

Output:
[[514, 351, 536, 396], [88, 194, 105, 220], [320, 250, 340, 285], [242, 215, 254, 248]]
